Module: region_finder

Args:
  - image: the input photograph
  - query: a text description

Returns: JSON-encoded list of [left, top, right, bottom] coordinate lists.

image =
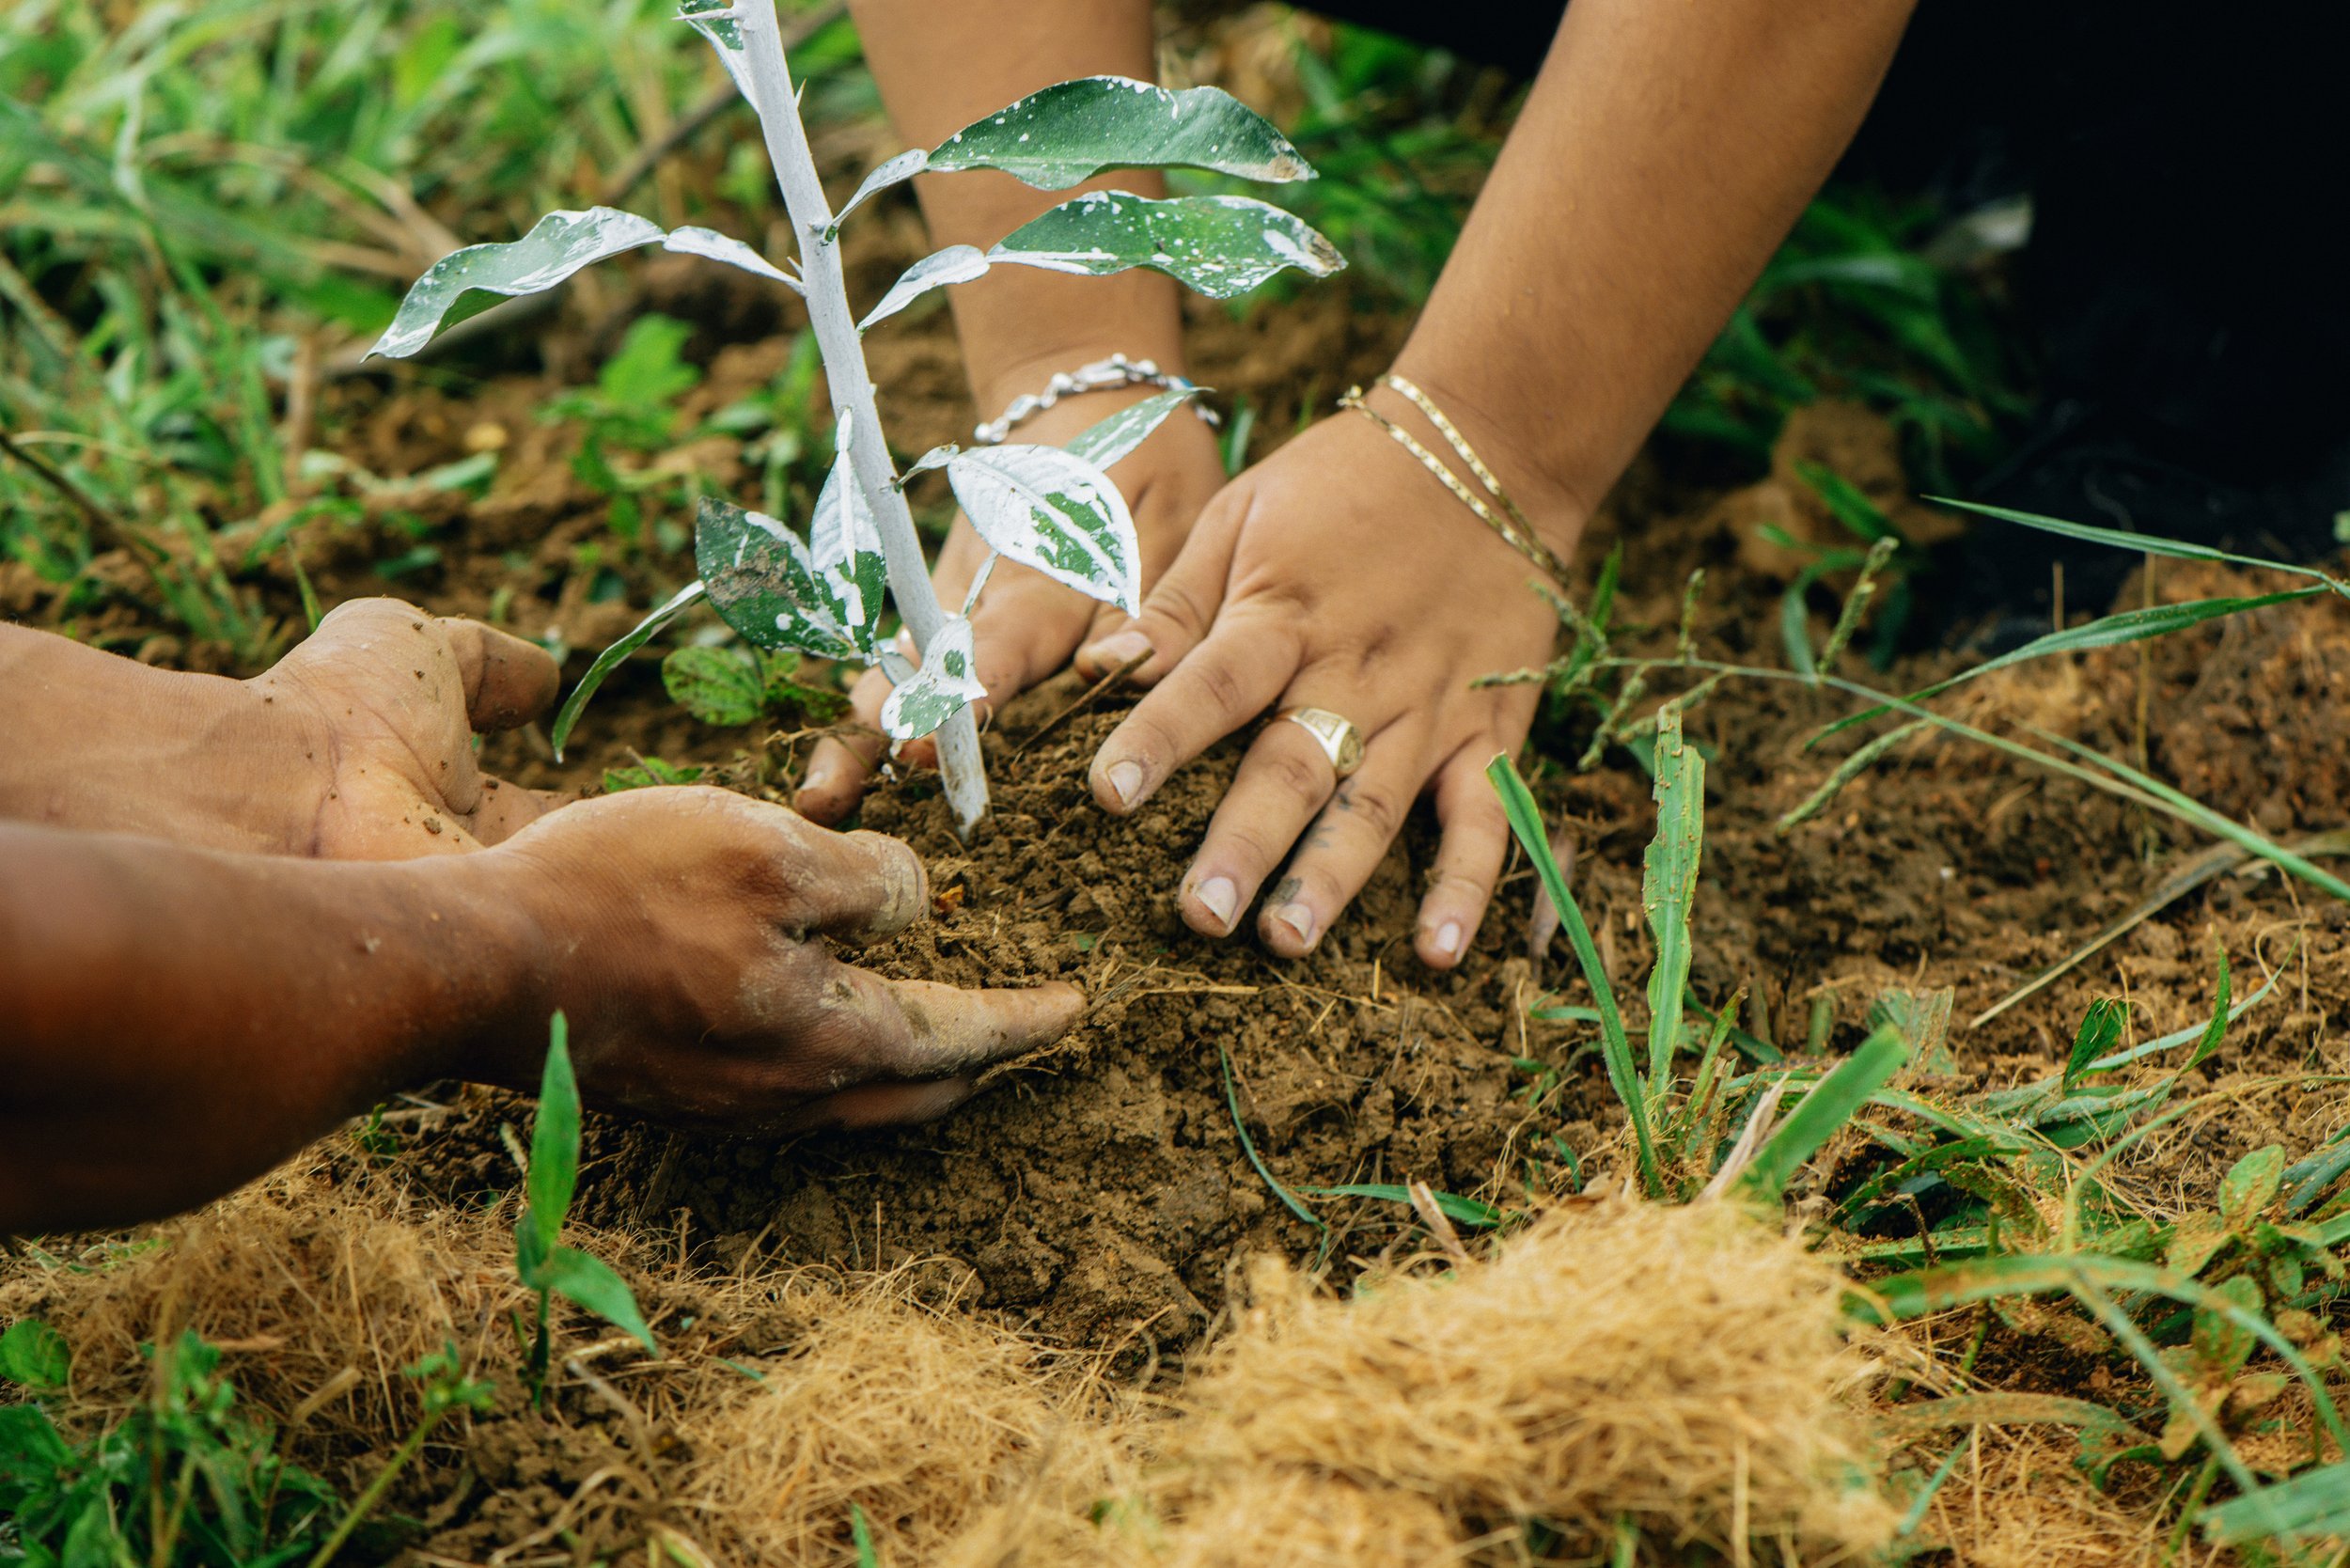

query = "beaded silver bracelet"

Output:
[[973, 353, 1222, 446]]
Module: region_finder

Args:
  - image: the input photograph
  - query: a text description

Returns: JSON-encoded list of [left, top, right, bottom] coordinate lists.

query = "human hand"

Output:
[[794, 388, 1225, 823], [1073, 398, 1579, 969], [480, 786, 1084, 1132]]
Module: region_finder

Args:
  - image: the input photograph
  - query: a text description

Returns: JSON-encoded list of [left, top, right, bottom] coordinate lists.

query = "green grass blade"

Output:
[[1488, 753, 1659, 1193], [1809, 588, 2324, 747], [551, 580, 706, 760], [525, 1013, 581, 1259], [2201, 1460, 2350, 1545], [1297, 1184, 1505, 1228], [1927, 496, 2345, 588], [1778, 718, 1930, 831], [1737, 1026, 1907, 1202], [1641, 707, 1703, 1095], [2026, 726, 2350, 902], [1218, 1043, 1327, 1241]]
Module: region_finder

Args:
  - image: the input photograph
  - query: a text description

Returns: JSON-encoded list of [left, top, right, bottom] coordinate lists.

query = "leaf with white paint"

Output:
[[662, 226, 799, 290], [945, 445, 1139, 614], [1065, 387, 1200, 470], [369, 208, 800, 359], [988, 192, 1342, 300], [696, 496, 861, 664], [903, 444, 959, 479], [881, 616, 988, 741], [927, 76, 1313, 190], [807, 419, 886, 656], [860, 244, 991, 331], [836, 149, 929, 227], [551, 579, 706, 760], [678, 0, 750, 97]]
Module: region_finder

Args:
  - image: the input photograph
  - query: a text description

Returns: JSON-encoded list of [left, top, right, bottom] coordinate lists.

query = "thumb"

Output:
[[1073, 489, 1246, 686], [441, 618, 560, 732]]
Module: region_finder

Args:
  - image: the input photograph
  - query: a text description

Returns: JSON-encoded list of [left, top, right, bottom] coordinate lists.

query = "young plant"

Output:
[[368, 4, 1342, 831], [514, 1012, 656, 1403]]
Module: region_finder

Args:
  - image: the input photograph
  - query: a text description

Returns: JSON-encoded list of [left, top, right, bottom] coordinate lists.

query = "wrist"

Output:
[[1380, 353, 1596, 562], [395, 850, 567, 1091]]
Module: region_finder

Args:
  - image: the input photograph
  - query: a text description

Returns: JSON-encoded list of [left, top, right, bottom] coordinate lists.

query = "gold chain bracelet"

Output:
[[1338, 373, 1567, 584]]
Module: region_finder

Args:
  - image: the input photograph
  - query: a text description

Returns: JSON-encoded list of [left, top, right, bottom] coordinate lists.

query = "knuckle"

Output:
[[1340, 778, 1406, 839], [1256, 745, 1331, 810]]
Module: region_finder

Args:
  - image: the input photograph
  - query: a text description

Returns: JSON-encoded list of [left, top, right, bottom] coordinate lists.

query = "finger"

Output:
[[1073, 486, 1247, 685], [1088, 608, 1300, 814], [791, 965, 1083, 1088], [1175, 706, 1355, 937], [776, 1075, 982, 1133], [440, 618, 560, 732], [795, 666, 891, 824], [1414, 745, 1514, 970], [1256, 725, 1425, 959], [463, 772, 565, 846], [747, 811, 930, 943]]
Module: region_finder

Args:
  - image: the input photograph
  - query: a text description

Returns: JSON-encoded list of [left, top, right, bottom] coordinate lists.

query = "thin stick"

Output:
[[1007, 650, 1150, 763], [0, 427, 169, 565]]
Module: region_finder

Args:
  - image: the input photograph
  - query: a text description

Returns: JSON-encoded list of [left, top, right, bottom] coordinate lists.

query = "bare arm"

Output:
[[0, 793, 1079, 1236], [1072, 1, 1917, 968]]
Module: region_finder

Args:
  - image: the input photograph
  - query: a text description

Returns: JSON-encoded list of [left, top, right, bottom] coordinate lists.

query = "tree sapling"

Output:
[[367, 2, 1342, 831]]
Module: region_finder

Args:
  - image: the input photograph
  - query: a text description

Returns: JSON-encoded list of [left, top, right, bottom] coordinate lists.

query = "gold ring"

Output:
[[1277, 706, 1366, 778]]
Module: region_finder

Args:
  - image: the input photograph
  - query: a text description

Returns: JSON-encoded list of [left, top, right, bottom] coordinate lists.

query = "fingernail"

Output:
[[1434, 920, 1465, 963], [1194, 875, 1238, 932], [1267, 902, 1319, 953], [1104, 760, 1145, 809], [1088, 629, 1152, 668]]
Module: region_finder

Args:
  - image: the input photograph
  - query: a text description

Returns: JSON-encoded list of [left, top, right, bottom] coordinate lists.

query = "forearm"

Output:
[[0, 623, 315, 854], [0, 823, 542, 1232], [1391, 0, 1918, 544], [847, 0, 1188, 409]]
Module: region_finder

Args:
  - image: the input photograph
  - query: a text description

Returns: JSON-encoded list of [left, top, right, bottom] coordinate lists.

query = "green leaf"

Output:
[[1866, 985, 1955, 1074], [926, 76, 1313, 190], [1641, 707, 1704, 1092], [525, 1013, 581, 1262], [1795, 461, 1904, 545], [945, 444, 1140, 613], [696, 497, 863, 664], [2189, 1273, 2264, 1378], [1736, 1026, 1908, 1203], [2062, 997, 2127, 1090], [663, 646, 765, 727], [368, 208, 793, 360], [880, 616, 987, 741], [1486, 753, 1658, 1192], [1295, 1184, 1506, 1229], [2165, 1212, 2232, 1278], [1065, 387, 1203, 470], [539, 1247, 656, 1356], [0, 1320, 70, 1390], [2202, 1459, 2350, 1545], [990, 191, 1342, 300], [807, 425, 886, 657], [551, 580, 707, 760], [2221, 1146, 2286, 1231], [2186, 947, 2232, 1074]]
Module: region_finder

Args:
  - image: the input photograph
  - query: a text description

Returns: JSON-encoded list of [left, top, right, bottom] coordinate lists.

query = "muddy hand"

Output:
[[795, 390, 1223, 823], [256, 597, 565, 857], [1074, 402, 1574, 970], [489, 787, 1083, 1131]]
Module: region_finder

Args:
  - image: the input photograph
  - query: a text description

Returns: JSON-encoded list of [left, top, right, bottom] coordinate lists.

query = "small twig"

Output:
[[1007, 650, 1151, 764], [1406, 1179, 1472, 1267], [0, 427, 168, 565]]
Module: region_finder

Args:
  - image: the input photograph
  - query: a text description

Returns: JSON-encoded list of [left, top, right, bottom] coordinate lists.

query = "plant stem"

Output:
[[306, 1412, 441, 1568], [732, 0, 988, 832]]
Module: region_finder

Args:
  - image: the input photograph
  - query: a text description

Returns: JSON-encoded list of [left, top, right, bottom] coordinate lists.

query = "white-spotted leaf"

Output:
[[696, 497, 862, 664], [945, 445, 1139, 614], [860, 244, 991, 331], [927, 76, 1312, 190], [881, 616, 988, 741], [1065, 387, 1200, 470], [807, 428, 886, 656], [987, 191, 1342, 300], [370, 208, 797, 360]]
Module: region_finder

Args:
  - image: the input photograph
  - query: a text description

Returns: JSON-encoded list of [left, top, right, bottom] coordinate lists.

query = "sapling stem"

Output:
[[730, 0, 988, 831]]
